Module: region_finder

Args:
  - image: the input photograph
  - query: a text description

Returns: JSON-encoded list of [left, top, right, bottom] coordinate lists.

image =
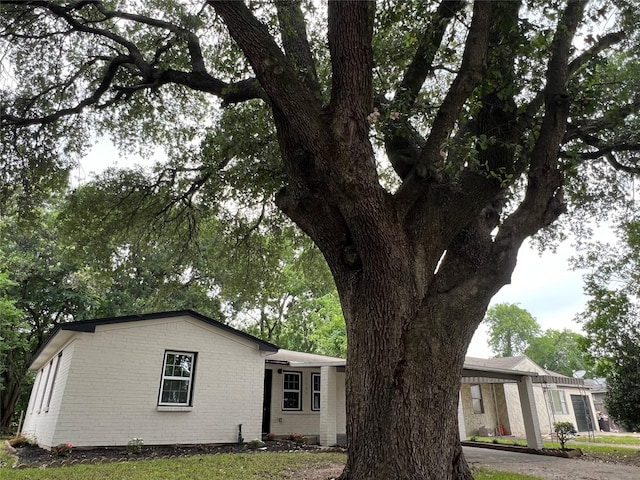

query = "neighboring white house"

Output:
[[21, 311, 277, 448], [461, 356, 599, 439], [21, 310, 599, 450]]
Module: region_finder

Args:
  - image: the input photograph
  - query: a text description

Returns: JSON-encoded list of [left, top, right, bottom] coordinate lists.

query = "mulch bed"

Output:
[[6, 439, 336, 469], [462, 440, 583, 457]]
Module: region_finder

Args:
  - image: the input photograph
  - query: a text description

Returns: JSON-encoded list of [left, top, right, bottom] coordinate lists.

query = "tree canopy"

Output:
[[576, 220, 640, 430], [524, 328, 592, 376], [2, 1, 640, 478], [484, 303, 541, 357]]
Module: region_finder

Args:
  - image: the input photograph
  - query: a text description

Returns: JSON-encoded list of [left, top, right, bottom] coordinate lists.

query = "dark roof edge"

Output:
[[29, 310, 279, 367]]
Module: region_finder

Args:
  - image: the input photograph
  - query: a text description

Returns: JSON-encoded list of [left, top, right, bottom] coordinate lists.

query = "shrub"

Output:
[[51, 443, 73, 456], [248, 438, 265, 449], [289, 433, 305, 445], [264, 432, 276, 441], [8, 435, 32, 447], [127, 438, 144, 454], [553, 421, 576, 450]]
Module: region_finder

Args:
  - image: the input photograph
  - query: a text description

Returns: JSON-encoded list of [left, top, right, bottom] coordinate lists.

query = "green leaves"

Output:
[[524, 329, 592, 376], [484, 303, 541, 357], [577, 219, 640, 430]]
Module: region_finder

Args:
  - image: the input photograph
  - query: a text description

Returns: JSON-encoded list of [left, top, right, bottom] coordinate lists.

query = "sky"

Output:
[[466, 241, 590, 358], [76, 139, 599, 360]]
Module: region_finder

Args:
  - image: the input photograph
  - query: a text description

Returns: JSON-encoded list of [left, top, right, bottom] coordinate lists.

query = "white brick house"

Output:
[[21, 311, 277, 448], [21, 310, 596, 450]]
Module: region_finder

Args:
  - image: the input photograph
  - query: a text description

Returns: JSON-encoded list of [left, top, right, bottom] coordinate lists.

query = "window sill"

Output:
[[157, 406, 193, 412]]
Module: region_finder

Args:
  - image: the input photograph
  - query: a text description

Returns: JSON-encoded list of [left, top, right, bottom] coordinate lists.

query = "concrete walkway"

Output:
[[463, 446, 640, 479]]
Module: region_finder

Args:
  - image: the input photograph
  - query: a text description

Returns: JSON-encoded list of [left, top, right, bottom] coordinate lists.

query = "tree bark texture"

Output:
[[212, 1, 584, 478]]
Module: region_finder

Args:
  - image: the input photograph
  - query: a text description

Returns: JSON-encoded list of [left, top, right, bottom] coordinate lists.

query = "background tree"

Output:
[[484, 303, 541, 357], [2, 1, 640, 478], [0, 272, 25, 434], [0, 202, 98, 431], [576, 220, 640, 431], [524, 329, 592, 376]]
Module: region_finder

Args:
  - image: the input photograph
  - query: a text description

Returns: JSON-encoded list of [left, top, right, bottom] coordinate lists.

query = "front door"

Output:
[[262, 369, 272, 435], [571, 394, 594, 432]]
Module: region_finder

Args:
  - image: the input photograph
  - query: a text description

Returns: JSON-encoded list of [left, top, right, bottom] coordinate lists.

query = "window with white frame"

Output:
[[30, 370, 44, 414], [470, 384, 484, 414], [311, 373, 321, 411], [159, 351, 196, 406], [283, 371, 302, 410], [45, 352, 63, 411], [548, 389, 569, 414]]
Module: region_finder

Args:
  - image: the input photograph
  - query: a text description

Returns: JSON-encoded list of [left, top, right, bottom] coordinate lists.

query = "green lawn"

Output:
[[588, 434, 640, 445], [2, 452, 343, 480], [473, 468, 544, 480], [0, 450, 543, 479]]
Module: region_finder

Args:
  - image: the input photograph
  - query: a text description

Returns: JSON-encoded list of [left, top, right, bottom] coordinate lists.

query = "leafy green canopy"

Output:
[[576, 220, 640, 430], [483, 303, 541, 357], [483, 303, 591, 376], [1, 1, 639, 215], [524, 329, 592, 376]]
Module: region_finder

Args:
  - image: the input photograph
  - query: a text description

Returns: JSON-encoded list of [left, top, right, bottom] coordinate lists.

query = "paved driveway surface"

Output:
[[464, 446, 640, 479]]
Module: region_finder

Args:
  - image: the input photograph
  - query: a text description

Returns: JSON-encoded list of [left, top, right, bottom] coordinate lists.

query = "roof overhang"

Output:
[[28, 310, 278, 370], [533, 375, 585, 386], [462, 364, 539, 382]]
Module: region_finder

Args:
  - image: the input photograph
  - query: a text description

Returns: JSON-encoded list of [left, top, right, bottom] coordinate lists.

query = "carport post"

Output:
[[518, 375, 543, 449], [319, 366, 337, 446], [458, 391, 467, 440]]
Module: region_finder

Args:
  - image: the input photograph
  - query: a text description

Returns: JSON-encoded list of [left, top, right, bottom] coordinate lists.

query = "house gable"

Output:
[[29, 310, 278, 371]]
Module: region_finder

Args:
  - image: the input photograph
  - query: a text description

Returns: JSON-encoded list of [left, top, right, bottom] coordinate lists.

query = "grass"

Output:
[[473, 467, 544, 480], [0, 452, 345, 480], [588, 434, 640, 445], [0, 450, 545, 479]]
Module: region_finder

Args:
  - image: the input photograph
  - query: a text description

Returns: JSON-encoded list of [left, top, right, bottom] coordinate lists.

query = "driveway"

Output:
[[463, 446, 640, 479]]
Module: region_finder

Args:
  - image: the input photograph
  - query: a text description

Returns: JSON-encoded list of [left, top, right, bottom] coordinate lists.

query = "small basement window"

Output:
[[158, 351, 196, 406]]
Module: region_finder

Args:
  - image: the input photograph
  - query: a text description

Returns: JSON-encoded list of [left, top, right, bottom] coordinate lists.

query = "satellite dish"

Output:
[[572, 370, 586, 378]]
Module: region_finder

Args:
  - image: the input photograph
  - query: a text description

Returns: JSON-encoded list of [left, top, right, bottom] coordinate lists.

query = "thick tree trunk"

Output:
[[337, 279, 488, 480]]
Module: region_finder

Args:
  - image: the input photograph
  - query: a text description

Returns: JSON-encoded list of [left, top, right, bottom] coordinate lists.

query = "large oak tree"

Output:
[[2, 1, 640, 478]]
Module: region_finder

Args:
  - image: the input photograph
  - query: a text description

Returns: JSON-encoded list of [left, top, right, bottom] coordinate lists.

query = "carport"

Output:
[[460, 364, 543, 449]]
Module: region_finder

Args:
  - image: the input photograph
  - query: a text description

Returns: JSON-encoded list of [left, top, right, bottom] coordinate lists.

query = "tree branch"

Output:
[[384, 0, 464, 180], [395, 1, 492, 207], [1, 55, 133, 127], [394, 0, 464, 112], [562, 128, 640, 174], [209, 1, 322, 135], [523, 30, 627, 122], [275, 0, 321, 99], [498, 0, 588, 248], [1, 1, 269, 128], [327, 0, 374, 117]]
